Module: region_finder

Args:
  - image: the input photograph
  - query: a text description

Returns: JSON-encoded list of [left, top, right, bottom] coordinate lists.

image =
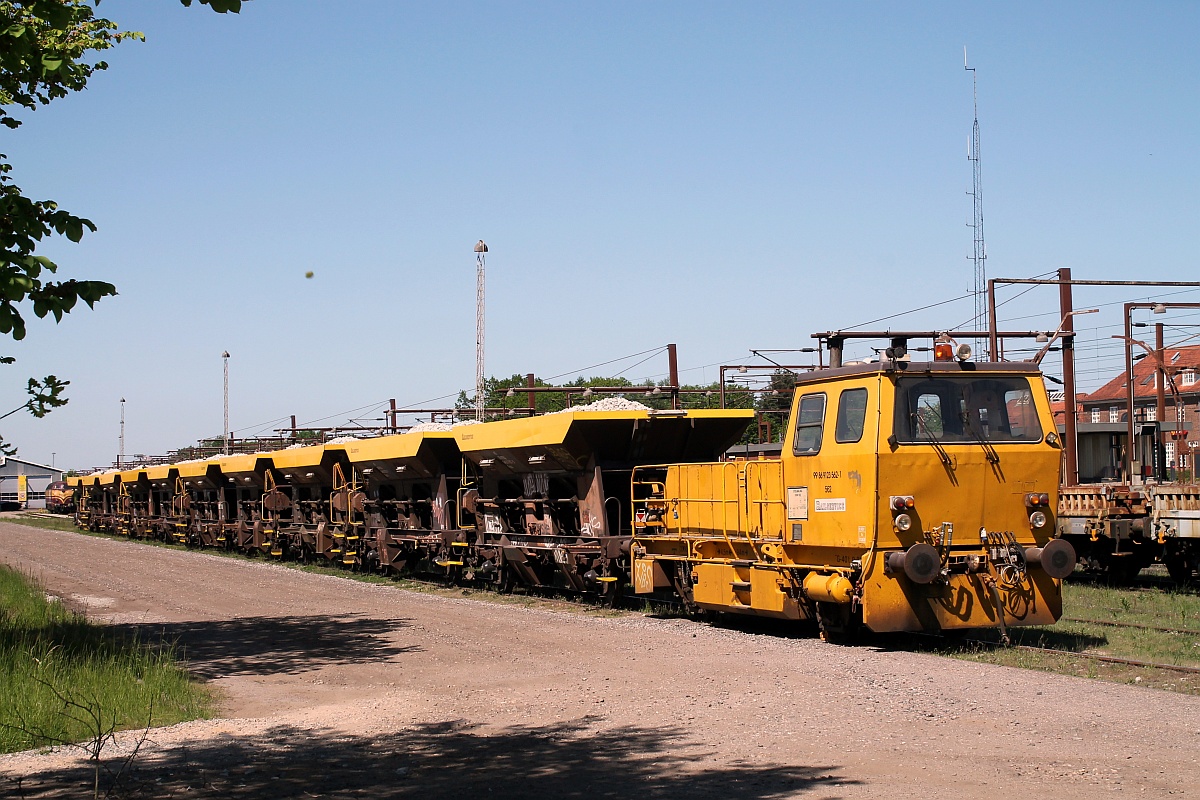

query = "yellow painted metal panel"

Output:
[[454, 409, 755, 452], [860, 557, 1061, 633], [175, 461, 214, 478], [269, 444, 334, 469], [453, 414, 576, 451], [343, 431, 451, 463], [781, 374, 882, 550], [215, 454, 260, 475], [143, 465, 171, 481]]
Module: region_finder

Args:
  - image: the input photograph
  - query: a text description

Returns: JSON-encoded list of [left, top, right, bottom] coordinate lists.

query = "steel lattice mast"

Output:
[[222, 351, 231, 455], [118, 397, 125, 468], [474, 240, 488, 421], [965, 49, 987, 357]]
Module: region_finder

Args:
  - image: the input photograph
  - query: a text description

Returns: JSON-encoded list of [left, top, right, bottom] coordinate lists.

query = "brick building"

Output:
[[1068, 344, 1200, 480]]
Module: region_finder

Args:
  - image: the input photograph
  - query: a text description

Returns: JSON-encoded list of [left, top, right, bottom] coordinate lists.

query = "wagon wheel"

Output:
[[498, 565, 518, 594], [1165, 552, 1196, 584], [815, 602, 862, 644]]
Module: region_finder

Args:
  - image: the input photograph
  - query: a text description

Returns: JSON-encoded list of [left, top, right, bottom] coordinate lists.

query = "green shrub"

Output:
[[0, 565, 211, 755]]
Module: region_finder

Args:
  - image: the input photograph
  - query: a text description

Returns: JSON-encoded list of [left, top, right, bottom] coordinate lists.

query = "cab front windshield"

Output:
[[893, 376, 1043, 444]]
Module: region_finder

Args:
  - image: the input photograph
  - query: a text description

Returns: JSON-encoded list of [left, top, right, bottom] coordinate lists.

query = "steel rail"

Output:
[[1061, 616, 1200, 636], [1011, 644, 1200, 675], [961, 637, 1200, 675]]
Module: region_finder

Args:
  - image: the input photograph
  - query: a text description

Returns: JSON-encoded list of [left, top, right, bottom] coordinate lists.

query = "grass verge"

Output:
[[4, 513, 78, 534], [0, 564, 212, 755], [926, 581, 1200, 695]]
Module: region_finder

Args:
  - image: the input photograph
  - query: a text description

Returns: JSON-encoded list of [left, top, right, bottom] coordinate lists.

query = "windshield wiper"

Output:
[[962, 412, 1000, 465], [915, 413, 955, 470]]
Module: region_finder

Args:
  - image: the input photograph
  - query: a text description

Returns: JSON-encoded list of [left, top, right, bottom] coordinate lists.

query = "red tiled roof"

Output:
[[1083, 344, 1200, 404]]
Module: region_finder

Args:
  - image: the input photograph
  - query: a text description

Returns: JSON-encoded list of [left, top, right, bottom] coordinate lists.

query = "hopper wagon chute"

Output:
[[212, 453, 274, 553], [88, 471, 122, 533], [118, 465, 173, 539], [170, 459, 226, 547], [453, 408, 755, 595], [341, 431, 464, 573], [216, 445, 350, 560]]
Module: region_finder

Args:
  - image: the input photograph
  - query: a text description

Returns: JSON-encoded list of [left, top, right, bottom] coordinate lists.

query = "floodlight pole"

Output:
[[118, 397, 125, 468], [222, 351, 231, 455], [474, 240, 488, 421]]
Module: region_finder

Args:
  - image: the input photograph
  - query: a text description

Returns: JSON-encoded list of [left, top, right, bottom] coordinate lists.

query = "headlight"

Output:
[[894, 513, 913, 531], [1029, 511, 1048, 529]]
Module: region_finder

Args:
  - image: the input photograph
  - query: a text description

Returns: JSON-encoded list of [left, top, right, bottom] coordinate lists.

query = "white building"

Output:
[[0, 456, 64, 510]]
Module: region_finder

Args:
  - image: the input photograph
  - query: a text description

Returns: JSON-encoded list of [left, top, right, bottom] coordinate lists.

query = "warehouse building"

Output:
[[0, 456, 64, 510]]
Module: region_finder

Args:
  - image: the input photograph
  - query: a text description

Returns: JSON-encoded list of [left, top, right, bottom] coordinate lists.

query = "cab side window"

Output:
[[792, 393, 827, 456], [834, 388, 869, 443]]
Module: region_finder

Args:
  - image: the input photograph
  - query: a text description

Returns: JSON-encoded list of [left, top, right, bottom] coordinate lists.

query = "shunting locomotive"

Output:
[[630, 334, 1075, 639]]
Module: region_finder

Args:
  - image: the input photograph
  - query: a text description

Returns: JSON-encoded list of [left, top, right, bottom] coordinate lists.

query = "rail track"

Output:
[[962, 637, 1200, 676], [1060, 616, 1200, 636]]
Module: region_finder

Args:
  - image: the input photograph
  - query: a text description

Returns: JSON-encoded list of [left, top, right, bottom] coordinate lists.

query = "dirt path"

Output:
[[1, 522, 1197, 799]]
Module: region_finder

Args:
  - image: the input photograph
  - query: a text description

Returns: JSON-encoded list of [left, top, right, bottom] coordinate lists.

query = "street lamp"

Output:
[[222, 351, 231, 455], [1030, 309, 1099, 365]]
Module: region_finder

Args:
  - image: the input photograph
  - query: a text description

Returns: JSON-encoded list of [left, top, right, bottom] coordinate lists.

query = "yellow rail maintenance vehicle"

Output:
[[631, 333, 1076, 641]]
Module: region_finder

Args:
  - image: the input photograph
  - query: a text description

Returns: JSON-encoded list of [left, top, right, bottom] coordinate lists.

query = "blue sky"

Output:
[[4, 1, 1198, 469]]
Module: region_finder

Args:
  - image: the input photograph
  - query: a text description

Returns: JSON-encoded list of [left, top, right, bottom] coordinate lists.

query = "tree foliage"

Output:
[[0, 0, 244, 453], [0, 0, 133, 341]]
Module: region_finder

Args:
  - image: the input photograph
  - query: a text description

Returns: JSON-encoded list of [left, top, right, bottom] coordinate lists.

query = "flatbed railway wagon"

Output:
[[1151, 484, 1200, 583], [1056, 485, 1154, 582], [1054, 483, 1200, 584], [630, 353, 1076, 639]]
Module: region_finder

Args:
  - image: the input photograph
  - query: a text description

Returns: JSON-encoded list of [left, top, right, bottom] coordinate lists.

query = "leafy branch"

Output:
[[0, 0, 246, 453]]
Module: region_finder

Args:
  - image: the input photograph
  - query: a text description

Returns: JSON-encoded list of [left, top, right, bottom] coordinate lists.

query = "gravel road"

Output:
[[1, 522, 1197, 799]]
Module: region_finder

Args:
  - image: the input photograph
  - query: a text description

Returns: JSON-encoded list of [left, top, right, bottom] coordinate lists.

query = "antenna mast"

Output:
[[965, 48, 988, 358], [474, 240, 488, 421]]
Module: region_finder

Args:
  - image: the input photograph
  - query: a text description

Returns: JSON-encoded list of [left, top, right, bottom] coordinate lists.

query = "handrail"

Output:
[[743, 460, 785, 541], [631, 461, 756, 561]]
